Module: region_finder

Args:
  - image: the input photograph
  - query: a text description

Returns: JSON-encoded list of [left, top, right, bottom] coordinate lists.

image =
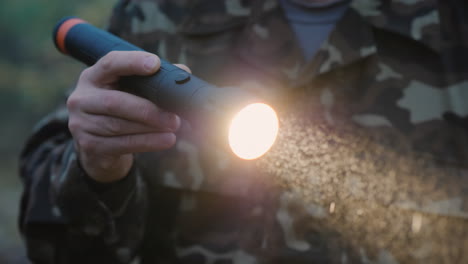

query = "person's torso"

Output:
[[109, 0, 468, 263]]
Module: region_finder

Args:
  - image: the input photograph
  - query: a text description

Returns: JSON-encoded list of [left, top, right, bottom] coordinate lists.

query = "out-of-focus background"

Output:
[[0, 0, 112, 262]]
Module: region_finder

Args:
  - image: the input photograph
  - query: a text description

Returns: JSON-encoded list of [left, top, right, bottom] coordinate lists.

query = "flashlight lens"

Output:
[[228, 103, 279, 160]]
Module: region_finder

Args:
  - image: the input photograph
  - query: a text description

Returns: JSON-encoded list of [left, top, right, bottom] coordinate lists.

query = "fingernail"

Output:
[[143, 56, 158, 71], [161, 112, 180, 131]]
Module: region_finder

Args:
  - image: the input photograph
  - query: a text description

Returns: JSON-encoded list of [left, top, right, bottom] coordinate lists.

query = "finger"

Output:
[[68, 89, 180, 131], [174, 63, 192, 74], [71, 113, 173, 137], [84, 50, 161, 85], [77, 132, 177, 156]]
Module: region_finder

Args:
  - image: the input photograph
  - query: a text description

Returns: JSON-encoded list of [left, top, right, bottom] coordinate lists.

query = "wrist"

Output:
[[78, 151, 133, 183]]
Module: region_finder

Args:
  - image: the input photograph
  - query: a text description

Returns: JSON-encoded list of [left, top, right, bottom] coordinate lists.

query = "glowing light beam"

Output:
[[228, 103, 279, 160]]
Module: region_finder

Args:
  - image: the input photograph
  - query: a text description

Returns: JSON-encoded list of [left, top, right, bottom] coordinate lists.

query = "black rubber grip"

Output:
[[53, 17, 218, 116]]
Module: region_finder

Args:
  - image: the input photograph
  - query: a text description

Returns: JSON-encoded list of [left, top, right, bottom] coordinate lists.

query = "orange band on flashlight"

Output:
[[56, 18, 87, 54]]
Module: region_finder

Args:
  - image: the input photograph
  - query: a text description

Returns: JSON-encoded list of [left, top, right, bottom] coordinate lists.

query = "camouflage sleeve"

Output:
[[19, 0, 191, 261], [19, 106, 148, 264]]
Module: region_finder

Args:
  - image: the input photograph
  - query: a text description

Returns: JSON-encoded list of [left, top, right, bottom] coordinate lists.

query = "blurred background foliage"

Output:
[[0, 0, 115, 260]]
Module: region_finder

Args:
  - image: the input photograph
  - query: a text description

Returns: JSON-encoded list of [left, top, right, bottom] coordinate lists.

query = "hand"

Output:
[[67, 50, 190, 182]]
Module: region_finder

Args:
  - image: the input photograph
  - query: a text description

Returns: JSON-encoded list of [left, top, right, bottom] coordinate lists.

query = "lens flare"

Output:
[[228, 103, 279, 160]]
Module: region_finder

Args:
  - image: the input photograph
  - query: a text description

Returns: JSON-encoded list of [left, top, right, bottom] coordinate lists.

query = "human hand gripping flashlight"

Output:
[[54, 17, 278, 160]]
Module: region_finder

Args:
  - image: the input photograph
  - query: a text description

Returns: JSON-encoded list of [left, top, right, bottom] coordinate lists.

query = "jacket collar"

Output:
[[178, 0, 441, 94], [233, 0, 440, 86], [232, 0, 376, 93]]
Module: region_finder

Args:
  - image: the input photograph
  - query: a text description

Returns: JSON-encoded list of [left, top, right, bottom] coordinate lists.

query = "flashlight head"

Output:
[[186, 85, 279, 160], [228, 103, 279, 160]]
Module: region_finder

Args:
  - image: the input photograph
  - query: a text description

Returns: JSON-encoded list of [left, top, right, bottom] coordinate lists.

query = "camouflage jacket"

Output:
[[20, 0, 468, 263]]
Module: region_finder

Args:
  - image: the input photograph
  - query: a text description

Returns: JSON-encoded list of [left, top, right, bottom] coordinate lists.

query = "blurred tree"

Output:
[[0, 0, 113, 113], [0, 0, 116, 256]]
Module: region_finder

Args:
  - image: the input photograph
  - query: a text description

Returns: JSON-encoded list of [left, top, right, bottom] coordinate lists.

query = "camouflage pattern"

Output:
[[19, 0, 468, 263]]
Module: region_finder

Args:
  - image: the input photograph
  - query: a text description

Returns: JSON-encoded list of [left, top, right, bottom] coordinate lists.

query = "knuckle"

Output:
[[99, 51, 117, 72], [78, 68, 93, 82], [139, 105, 153, 124], [101, 93, 119, 113], [67, 118, 81, 134], [67, 91, 87, 113], [66, 94, 79, 111]]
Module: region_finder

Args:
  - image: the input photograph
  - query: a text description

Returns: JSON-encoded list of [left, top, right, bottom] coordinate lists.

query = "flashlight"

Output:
[[53, 17, 278, 160]]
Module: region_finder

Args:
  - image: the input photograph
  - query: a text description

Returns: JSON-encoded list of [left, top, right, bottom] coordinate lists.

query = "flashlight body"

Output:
[[53, 17, 253, 120]]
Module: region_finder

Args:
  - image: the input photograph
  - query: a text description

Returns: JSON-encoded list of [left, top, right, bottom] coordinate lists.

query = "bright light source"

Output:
[[228, 103, 279, 160]]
